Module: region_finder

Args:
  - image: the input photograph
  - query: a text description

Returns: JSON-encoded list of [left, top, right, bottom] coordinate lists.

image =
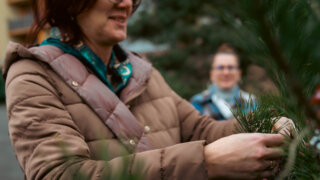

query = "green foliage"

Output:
[[224, 0, 320, 91], [234, 96, 280, 134], [128, 0, 252, 99], [229, 0, 320, 179], [235, 94, 320, 179], [130, 0, 320, 178], [148, 49, 210, 98]]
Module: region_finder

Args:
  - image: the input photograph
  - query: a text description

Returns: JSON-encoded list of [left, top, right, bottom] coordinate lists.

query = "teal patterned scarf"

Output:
[[40, 27, 132, 94]]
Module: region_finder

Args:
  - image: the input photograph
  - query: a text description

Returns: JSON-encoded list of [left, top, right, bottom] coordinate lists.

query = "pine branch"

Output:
[[234, 96, 320, 179], [252, 0, 320, 126], [276, 127, 310, 180], [234, 96, 280, 134]]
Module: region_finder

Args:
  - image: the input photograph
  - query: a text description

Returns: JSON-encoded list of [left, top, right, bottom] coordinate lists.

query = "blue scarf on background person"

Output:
[[40, 27, 133, 94], [210, 84, 239, 104], [190, 84, 255, 120]]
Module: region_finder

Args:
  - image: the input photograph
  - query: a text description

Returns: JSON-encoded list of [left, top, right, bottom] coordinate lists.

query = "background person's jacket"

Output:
[[190, 84, 255, 120], [3, 42, 237, 180]]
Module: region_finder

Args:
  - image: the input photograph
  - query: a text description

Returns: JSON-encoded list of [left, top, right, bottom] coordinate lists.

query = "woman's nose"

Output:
[[222, 68, 231, 74], [116, 0, 133, 7]]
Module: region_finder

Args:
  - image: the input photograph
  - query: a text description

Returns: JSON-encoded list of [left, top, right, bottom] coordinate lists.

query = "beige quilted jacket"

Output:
[[3, 42, 237, 180]]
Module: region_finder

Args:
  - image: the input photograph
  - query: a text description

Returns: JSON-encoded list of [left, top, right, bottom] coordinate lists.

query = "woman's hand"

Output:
[[273, 117, 296, 138], [204, 133, 284, 180]]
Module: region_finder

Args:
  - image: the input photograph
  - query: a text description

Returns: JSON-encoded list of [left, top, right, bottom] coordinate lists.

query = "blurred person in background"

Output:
[[191, 44, 255, 120], [3, 0, 292, 179]]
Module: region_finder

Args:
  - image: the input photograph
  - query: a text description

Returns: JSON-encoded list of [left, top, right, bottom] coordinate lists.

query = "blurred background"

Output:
[[1, 1, 29, 179], [0, 0, 283, 179]]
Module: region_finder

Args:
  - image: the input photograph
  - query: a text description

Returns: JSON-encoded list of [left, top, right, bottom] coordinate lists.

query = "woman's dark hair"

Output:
[[28, 0, 141, 45]]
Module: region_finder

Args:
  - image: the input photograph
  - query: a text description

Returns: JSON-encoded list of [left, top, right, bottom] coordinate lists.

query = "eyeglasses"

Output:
[[109, 0, 141, 7], [212, 65, 239, 71]]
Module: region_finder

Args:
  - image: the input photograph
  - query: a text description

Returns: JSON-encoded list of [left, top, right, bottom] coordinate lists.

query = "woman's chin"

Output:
[[218, 84, 234, 90], [110, 35, 127, 44], [98, 36, 126, 46]]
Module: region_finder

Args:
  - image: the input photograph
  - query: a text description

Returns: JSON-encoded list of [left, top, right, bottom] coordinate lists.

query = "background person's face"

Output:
[[77, 0, 133, 47], [210, 54, 241, 90]]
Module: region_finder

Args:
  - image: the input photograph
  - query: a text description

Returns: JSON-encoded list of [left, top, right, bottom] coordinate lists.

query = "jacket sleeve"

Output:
[[172, 90, 238, 144], [5, 60, 208, 180]]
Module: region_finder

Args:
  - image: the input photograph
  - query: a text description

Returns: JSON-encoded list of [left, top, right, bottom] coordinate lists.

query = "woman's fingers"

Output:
[[204, 133, 285, 179], [258, 161, 280, 179], [273, 117, 297, 138], [262, 134, 285, 147], [249, 161, 279, 179], [258, 169, 277, 179], [262, 147, 284, 159]]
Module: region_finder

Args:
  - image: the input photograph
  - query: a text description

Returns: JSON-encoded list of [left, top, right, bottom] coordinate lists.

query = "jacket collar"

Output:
[[3, 41, 152, 103]]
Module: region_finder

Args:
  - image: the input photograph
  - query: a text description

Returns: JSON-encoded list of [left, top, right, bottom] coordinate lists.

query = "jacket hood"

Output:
[[2, 42, 47, 81]]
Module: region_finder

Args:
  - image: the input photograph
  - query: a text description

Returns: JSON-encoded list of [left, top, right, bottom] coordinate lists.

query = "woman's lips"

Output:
[[109, 16, 126, 27]]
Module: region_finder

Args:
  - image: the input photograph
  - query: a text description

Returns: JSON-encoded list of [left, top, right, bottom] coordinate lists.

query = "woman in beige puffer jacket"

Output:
[[3, 0, 289, 179]]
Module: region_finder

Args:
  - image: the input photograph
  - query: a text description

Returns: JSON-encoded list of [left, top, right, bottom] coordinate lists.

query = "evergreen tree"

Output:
[[128, 0, 246, 99], [129, 0, 320, 179]]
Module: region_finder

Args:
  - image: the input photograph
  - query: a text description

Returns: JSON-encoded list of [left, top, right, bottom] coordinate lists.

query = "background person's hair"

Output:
[[28, 0, 141, 46], [212, 43, 241, 66]]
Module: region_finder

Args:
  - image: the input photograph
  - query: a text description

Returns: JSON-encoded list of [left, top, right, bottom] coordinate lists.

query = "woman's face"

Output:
[[77, 0, 133, 47], [210, 53, 241, 90]]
